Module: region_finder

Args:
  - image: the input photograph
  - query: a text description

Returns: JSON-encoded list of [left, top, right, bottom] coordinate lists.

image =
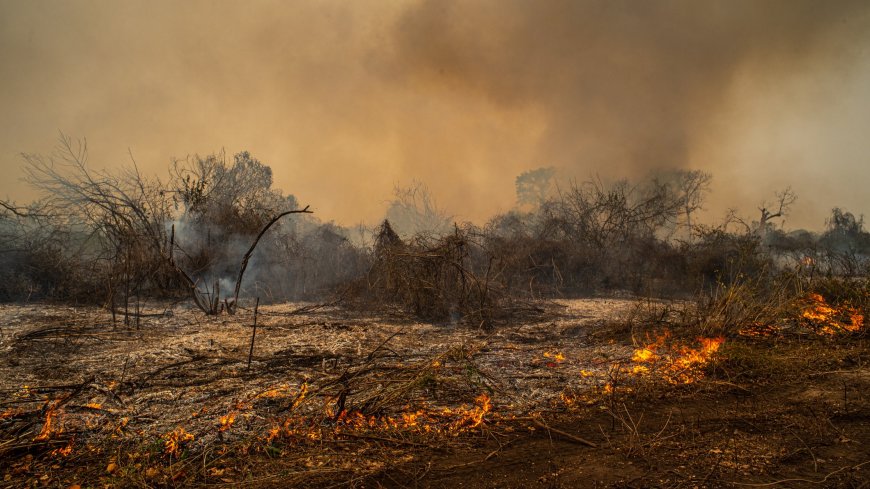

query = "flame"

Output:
[[35, 400, 63, 441], [290, 383, 308, 411], [267, 392, 493, 445], [257, 385, 290, 399], [801, 293, 864, 335], [631, 348, 658, 363], [265, 425, 281, 444], [163, 428, 194, 457], [630, 332, 724, 384], [84, 403, 102, 410], [51, 441, 74, 457], [0, 408, 18, 420], [543, 351, 565, 362], [460, 394, 491, 429], [218, 412, 236, 432]]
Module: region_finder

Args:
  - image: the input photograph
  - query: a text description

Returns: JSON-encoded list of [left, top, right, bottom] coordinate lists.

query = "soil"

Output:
[[0, 299, 868, 488]]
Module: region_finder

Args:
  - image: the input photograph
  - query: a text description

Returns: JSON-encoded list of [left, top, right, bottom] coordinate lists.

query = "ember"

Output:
[[163, 428, 195, 458], [543, 351, 565, 362], [218, 412, 236, 432]]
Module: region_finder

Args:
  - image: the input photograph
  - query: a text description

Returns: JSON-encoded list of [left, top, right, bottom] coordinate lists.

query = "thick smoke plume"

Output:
[[0, 1, 869, 227], [386, 0, 868, 173]]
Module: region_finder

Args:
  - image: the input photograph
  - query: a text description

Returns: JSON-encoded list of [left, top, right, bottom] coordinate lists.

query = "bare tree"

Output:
[[673, 170, 712, 237], [516, 167, 556, 209], [23, 136, 171, 256], [385, 181, 452, 238], [757, 187, 797, 238], [544, 176, 683, 248]]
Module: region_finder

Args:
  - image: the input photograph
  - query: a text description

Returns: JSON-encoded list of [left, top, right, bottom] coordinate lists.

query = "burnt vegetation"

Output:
[[3, 138, 870, 321], [2, 139, 870, 488]]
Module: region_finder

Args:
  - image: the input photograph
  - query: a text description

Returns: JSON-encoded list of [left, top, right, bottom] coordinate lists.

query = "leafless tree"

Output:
[[757, 187, 797, 238], [385, 181, 452, 238], [543, 176, 683, 248], [673, 170, 712, 237]]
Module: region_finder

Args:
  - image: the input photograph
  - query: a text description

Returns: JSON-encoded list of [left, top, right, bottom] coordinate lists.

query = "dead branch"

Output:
[[228, 205, 312, 313], [532, 417, 598, 447]]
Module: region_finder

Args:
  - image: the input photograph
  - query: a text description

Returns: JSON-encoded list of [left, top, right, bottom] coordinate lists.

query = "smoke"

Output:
[[1, 1, 869, 229], [170, 213, 365, 302], [384, 0, 868, 173]]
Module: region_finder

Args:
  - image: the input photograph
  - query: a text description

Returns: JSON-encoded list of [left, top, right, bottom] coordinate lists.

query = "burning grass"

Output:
[[628, 331, 725, 384], [1, 291, 869, 488], [801, 292, 865, 335]]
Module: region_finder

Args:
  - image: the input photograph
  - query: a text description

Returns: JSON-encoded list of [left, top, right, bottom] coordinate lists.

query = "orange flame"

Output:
[[51, 440, 74, 457], [257, 385, 291, 399], [0, 408, 18, 420], [630, 332, 724, 384], [543, 351, 565, 362], [163, 428, 194, 457], [801, 293, 864, 335], [35, 400, 62, 441], [218, 412, 236, 432], [267, 392, 493, 444]]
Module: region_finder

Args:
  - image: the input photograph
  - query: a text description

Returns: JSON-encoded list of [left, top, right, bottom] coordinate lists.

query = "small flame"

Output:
[[290, 383, 308, 411], [51, 441, 74, 457], [218, 412, 236, 432], [463, 393, 492, 429], [163, 428, 194, 457], [266, 392, 494, 444], [35, 400, 62, 441], [257, 385, 290, 399], [543, 351, 565, 362], [0, 408, 18, 420]]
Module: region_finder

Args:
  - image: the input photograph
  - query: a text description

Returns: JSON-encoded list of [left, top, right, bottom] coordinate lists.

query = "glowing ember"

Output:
[[737, 322, 781, 337], [257, 385, 290, 399], [0, 408, 17, 420], [163, 428, 194, 457], [50, 441, 74, 457], [543, 351, 565, 362], [267, 392, 493, 444], [290, 383, 308, 411], [218, 412, 236, 432]]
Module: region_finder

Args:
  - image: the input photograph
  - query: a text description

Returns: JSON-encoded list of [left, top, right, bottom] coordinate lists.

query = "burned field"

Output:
[[1, 295, 869, 489], [3, 142, 870, 488]]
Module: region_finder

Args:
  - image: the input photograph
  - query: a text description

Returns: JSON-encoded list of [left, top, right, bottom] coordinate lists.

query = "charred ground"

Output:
[[0, 294, 869, 488], [1, 145, 870, 487]]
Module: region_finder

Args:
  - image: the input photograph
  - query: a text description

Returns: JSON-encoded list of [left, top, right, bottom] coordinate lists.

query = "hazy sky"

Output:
[[1, 0, 869, 229]]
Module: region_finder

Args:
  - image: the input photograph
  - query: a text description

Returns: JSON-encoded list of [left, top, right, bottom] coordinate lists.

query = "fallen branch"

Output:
[[532, 417, 598, 448]]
